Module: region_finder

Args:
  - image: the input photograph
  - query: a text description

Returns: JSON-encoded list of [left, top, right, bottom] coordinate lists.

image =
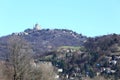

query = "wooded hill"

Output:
[[0, 28, 120, 79]]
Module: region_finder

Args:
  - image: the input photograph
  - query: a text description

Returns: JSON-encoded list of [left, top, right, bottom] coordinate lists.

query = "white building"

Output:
[[34, 24, 41, 30], [58, 68, 63, 72]]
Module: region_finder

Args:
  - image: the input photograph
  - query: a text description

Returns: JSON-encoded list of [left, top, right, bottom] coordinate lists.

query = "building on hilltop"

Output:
[[33, 23, 41, 30]]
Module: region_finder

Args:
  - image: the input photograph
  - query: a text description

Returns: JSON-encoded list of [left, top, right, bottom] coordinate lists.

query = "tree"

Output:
[[4, 36, 33, 80], [31, 62, 57, 80]]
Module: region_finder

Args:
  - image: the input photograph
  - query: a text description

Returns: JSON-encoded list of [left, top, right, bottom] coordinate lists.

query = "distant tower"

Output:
[[34, 23, 41, 30]]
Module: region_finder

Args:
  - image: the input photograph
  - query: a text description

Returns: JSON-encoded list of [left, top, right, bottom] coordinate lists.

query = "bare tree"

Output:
[[2, 35, 57, 80], [4, 36, 33, 80], [31, 62, 57, 80]]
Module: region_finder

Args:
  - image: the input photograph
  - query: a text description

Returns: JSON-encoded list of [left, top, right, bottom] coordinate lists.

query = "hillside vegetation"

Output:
[[0, 27, 120, 80]]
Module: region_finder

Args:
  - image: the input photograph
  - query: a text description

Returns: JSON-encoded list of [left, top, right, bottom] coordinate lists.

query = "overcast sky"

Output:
[[0, 0, 120, 37]]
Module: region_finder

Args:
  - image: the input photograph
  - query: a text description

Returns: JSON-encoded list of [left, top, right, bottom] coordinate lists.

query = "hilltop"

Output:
[[1, 25, 120, 79], [0, 25, 87, 57]]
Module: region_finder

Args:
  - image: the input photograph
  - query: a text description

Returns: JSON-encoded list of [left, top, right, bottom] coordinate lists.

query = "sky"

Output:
[[0, 0, 120, 37]]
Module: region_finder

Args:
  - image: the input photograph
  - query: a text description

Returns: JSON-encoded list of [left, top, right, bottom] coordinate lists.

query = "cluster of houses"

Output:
[[54, 53, 120, 79], [95, 54, 120, 76], [30, 48, 120, 80]]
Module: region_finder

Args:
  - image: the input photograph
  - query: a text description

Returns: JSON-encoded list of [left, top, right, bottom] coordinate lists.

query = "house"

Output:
[[105, 68, 116, 74], [109, 60, 117, 65], [115, 56, 120, 60], [110, 70, 116, 73], [106, 68, 111, 74], [58, 68, 63, 72]]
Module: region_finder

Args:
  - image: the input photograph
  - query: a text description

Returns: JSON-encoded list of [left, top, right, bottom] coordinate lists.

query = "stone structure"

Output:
[[34, 23, 41, 30]]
